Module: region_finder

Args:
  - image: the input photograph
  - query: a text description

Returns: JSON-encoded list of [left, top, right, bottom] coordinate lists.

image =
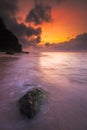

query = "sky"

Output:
[[0, 0, 87, 47]]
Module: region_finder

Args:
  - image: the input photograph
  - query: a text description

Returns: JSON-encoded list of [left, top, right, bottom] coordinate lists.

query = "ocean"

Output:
[[0, 51, 87, 130]]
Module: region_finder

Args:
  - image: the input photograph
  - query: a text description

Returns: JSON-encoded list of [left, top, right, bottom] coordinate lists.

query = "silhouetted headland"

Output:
[[0, 17, 22, 53]]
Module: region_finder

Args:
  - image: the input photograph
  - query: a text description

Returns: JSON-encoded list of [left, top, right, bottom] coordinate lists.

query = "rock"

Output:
[[6, 50, 14, 55], [19, 88, 45, 118], [22, 51, 30, 54], [0, 16, 22, 53]]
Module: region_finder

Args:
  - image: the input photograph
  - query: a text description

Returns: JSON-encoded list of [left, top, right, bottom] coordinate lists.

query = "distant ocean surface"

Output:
[[0, 51, 87, 130]]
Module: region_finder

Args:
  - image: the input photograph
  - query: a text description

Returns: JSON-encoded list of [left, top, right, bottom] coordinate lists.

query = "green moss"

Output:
[[19, 88, 45, 118]]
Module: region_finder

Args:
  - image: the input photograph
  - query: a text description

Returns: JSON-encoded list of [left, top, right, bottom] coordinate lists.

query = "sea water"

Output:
[[0, 52, 87, 130]]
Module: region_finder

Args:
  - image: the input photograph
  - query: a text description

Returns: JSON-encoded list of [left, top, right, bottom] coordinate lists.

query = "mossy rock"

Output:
[[19, 88, 45, 118]]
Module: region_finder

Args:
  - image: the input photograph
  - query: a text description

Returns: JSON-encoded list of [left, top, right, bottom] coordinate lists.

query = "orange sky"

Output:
[[18, 0, 87, 44]]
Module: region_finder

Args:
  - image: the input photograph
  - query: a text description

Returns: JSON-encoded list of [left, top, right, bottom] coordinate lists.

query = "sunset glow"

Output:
[[0, 0, 87, 47], [41, 5, 87, 44], [17, 0, 87, 45]]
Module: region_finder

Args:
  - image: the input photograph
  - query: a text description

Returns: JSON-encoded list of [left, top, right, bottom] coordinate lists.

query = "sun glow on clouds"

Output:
[[41, 4, 87, 44], [17, 0, 87, 45], [41, 8, 72, 43]]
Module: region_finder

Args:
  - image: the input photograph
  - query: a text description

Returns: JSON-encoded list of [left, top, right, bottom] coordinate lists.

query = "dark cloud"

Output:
[[55, 0, 65, 4], [25, 0, 52, 46], [12, 23, 42, 47], [0, 0, 42, 47], [26, 2, 52, 25], [20, 35, 41, 48], [45, 42, 50, 47], [53, 33, 87, 51], [0, 0, 87, 48], [0, 0, 64, 48], [26, 27, 41, 37], [28, 35, 41, 46], [0, 0, 28, 38], [0, 0, 18, 26], [35, 35, 41, 43], [22, 27, 41, 47]]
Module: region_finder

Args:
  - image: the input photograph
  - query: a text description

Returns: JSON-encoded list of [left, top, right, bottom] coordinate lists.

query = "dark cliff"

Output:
[[0, 17, 22, 52]]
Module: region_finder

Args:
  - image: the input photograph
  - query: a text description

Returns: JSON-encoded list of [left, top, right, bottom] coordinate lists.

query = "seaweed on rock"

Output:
[[19, 88, 45, 118]]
